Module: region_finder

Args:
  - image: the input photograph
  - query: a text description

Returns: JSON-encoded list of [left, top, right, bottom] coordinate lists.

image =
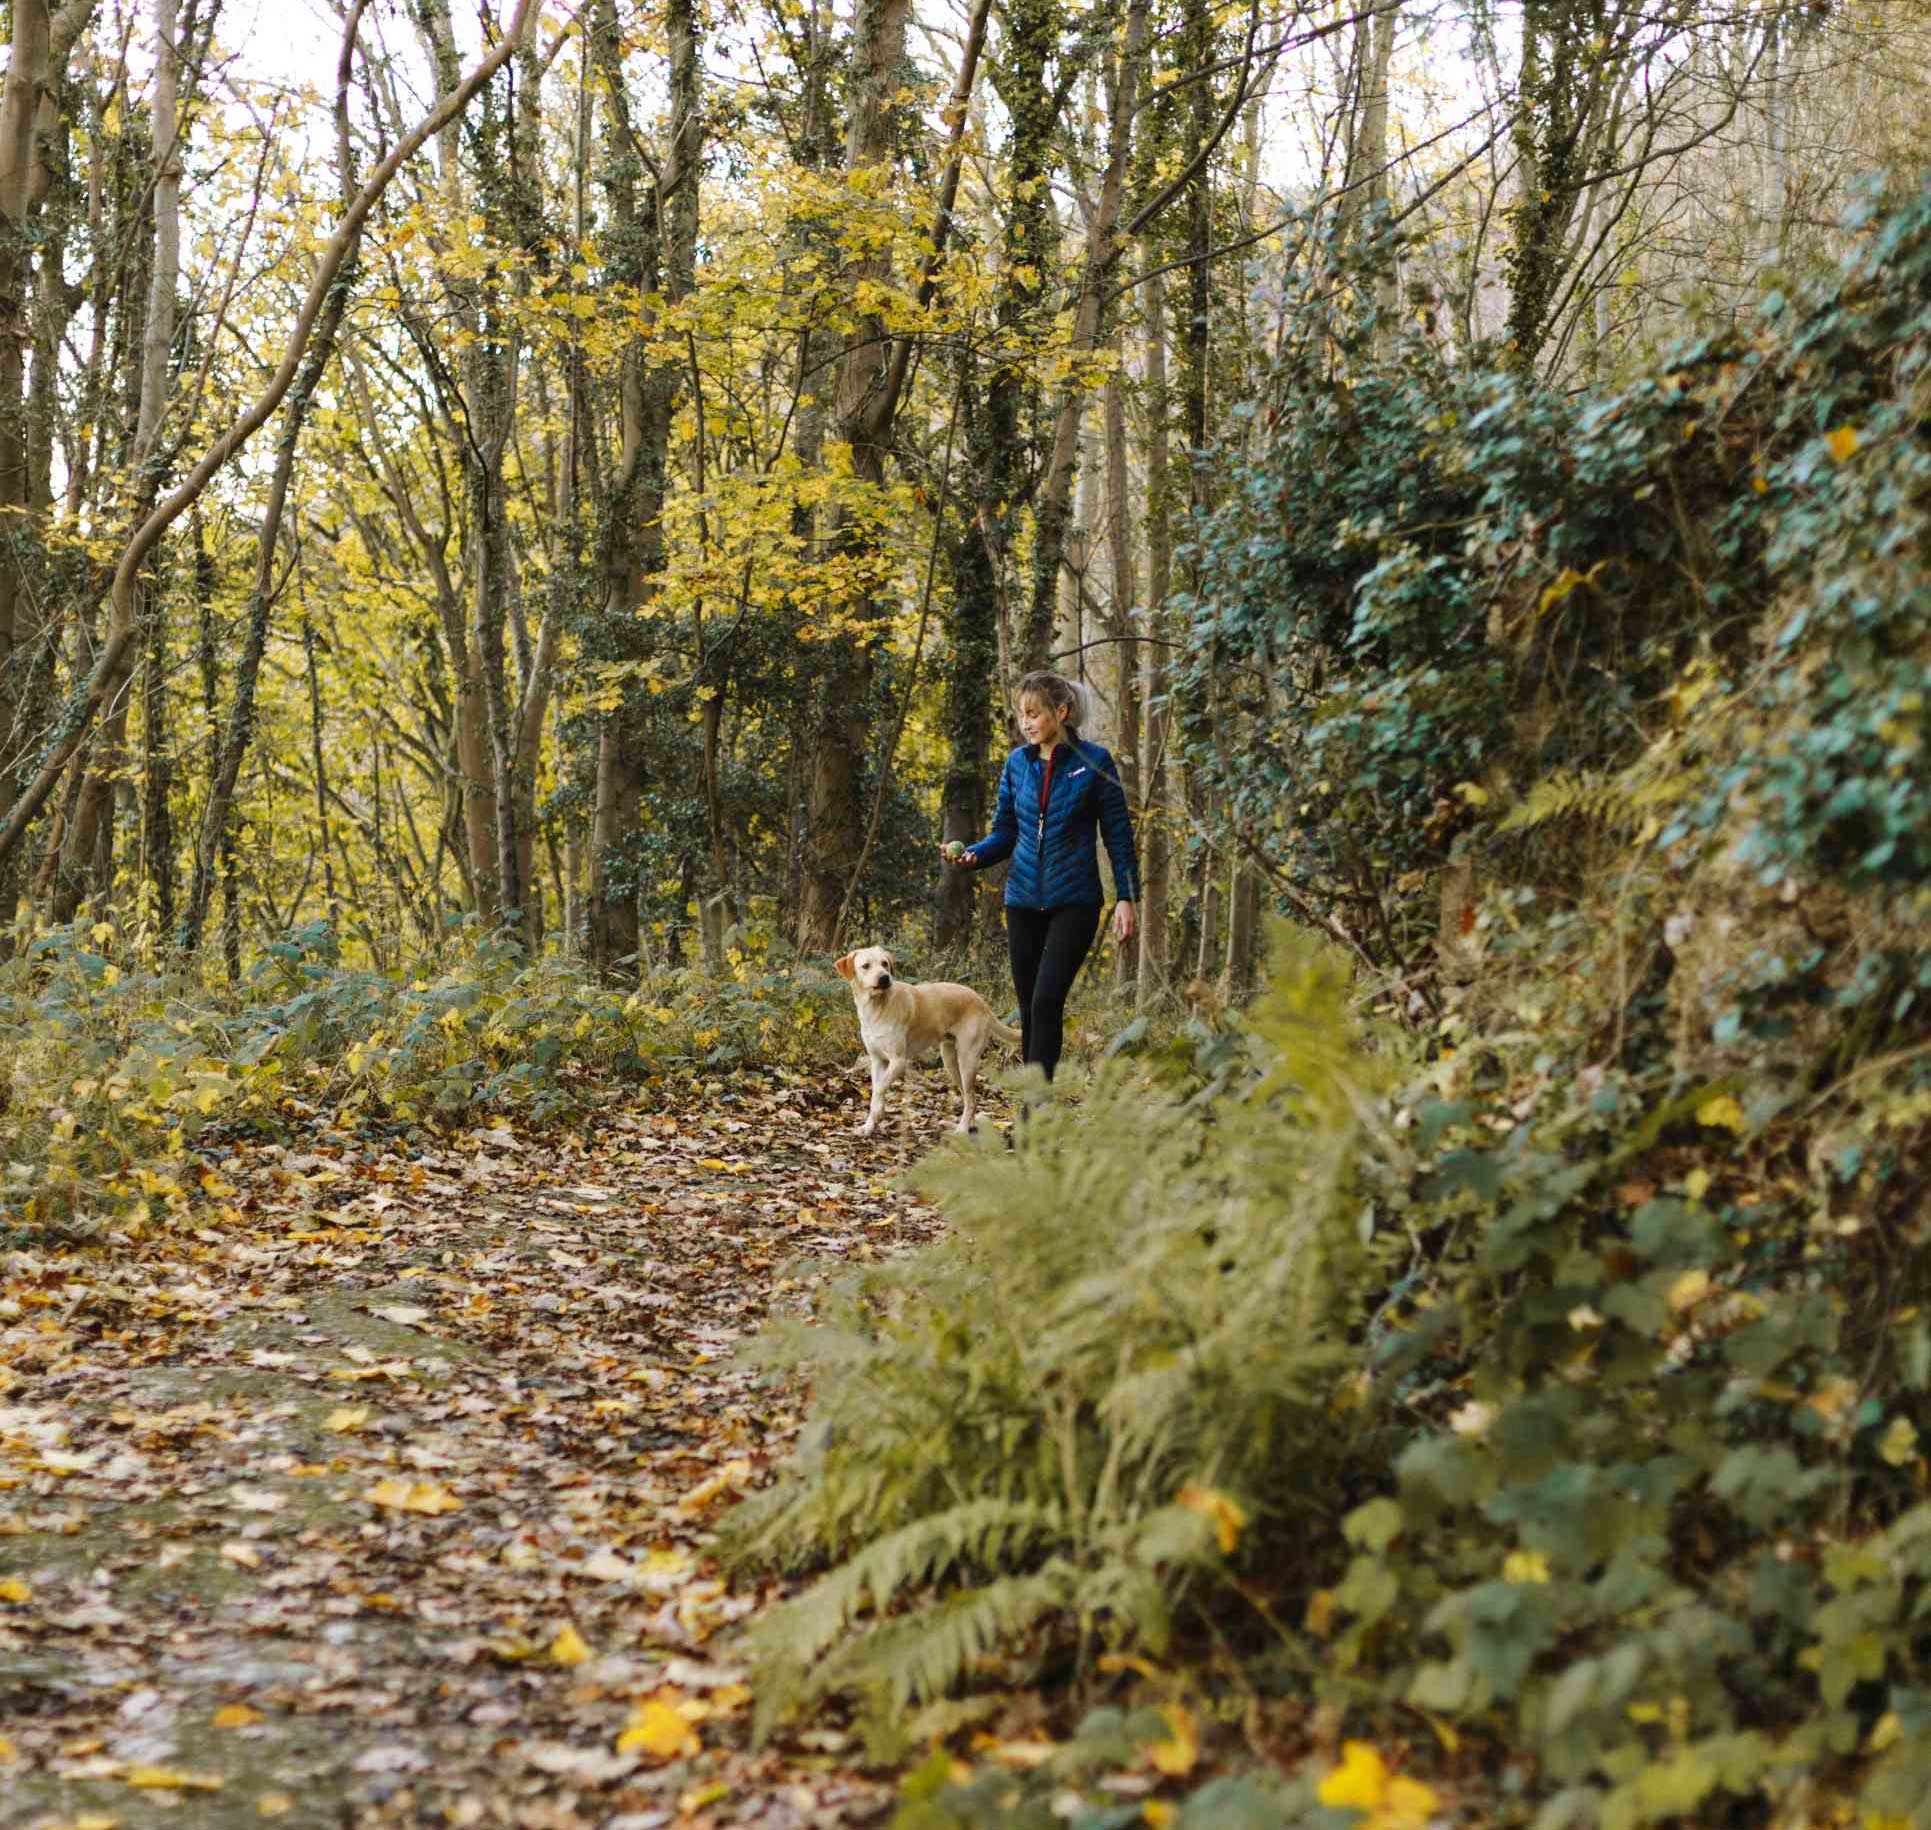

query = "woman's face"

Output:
[[1018, 693, 1071, 747]]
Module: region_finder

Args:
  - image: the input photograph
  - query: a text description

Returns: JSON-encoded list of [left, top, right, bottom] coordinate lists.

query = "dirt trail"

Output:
[[0, 1070, 971, 1829]]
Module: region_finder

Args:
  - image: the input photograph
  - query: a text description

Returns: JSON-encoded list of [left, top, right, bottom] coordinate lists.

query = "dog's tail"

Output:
[[991, 1017, 1022, 1048]]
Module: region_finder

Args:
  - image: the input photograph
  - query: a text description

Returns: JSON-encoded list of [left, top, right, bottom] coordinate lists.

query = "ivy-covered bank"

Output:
[[731, 183, 1931, 1828]]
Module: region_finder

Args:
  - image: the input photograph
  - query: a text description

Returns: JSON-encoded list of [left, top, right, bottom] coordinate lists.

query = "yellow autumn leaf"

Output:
[[615, 1696, 701, 1761], [1452, 781, 1489, 807], [0, 1577, 30, 1603], [326, 1407, 369, 1432], [1878, 1415, 1919, 1466], [1667, 1269, 1712, 1314], [125, 1766, 225, 1791], [1145, 1703, 1197, 1777], [1320, 1741, 1392, 1810], [362, 1477, 462, 1515], [1318, 1742, 1438, 1828], [550, 1623, 593, 1666], [0, 1733, 17, 1763], [1381, 1775, 1440, 1828], [258, 1795, 294, 1818], [1176, 1483, 1249, 1554], [1826, 425, 1859, 461], [212, 1704, 263, 1729], [1503, 1549, 1551, 1584], [1143, 1804, 1175, 1829], [1696, 1093, 1745, 1133]]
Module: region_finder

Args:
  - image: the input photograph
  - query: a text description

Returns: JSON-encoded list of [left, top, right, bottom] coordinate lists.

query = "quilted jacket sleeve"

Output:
[[967, 753, 1018, 867], [1094, 746, 1140, 901]]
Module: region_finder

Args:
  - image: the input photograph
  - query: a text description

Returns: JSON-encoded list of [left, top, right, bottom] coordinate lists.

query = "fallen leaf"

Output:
[[125, 1766, 224, 1791], [325, 1406, 371, 1432], [368, 1304, 430, 1326], [257, 1795, 293, 1818], [219, 1542, 263, 1570], [0, 1577, 30, 1603], [1826, 425, 1859, 461], [615, 1696, 701, 1761], [212, 1704, 263, 1728], [550, 1622, 593, 1666], [363, 1477, 462, 1516]]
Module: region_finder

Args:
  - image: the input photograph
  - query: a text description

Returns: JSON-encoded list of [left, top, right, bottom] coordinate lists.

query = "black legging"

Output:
[[1006, 903, 1102, 1082]]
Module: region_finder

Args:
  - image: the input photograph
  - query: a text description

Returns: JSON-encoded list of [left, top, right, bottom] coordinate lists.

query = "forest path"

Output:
[[0, 1068, 977, 1830]]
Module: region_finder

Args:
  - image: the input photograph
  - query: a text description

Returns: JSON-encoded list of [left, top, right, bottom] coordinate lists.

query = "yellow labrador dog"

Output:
[[835, 946, 1021, 1136]]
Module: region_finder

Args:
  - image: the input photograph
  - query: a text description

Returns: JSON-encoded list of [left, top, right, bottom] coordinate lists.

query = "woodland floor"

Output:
[[0, 1065, 981, 1830]]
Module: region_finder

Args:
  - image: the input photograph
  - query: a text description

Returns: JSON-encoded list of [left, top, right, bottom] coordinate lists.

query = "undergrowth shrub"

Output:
[[727, 923, 1388, 1737], [0, 919, 854, 1240]]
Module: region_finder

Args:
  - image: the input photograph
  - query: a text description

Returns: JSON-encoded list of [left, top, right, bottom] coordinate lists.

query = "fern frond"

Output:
[[1500, 763, 1694, 834], [747, 1497, 1066, 1675], [816, 1564, 1076, 1708]]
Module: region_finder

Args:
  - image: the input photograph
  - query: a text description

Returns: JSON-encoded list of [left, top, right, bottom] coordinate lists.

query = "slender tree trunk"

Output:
[[303, 616, 337, 928], [937, 372, 996, 951], [1136, 270, 1173, 1005], [140, 543, 175, 939], [1104, 347, 1138, 986]]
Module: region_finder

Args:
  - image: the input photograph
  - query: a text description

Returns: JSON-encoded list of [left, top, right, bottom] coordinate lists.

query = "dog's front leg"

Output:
[[859, 1053, 908, 1137]]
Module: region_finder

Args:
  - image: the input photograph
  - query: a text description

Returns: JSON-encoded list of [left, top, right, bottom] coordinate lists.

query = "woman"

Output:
[[942, 669, 1139, 1082]]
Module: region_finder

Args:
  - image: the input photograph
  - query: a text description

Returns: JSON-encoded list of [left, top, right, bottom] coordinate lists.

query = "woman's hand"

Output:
[[1113, 900, 1136, 945], [938, 840, 973, 868]]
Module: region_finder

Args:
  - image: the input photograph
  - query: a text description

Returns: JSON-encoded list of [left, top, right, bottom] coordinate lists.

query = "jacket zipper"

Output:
[[1034, 752, 1047, 908]]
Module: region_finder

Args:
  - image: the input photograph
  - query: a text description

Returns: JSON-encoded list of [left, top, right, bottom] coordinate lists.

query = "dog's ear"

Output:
[[834, 952, 856, 980]]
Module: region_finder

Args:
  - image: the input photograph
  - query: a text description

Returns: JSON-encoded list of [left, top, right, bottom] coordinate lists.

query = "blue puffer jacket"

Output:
[[965, 738, 1140, 909]]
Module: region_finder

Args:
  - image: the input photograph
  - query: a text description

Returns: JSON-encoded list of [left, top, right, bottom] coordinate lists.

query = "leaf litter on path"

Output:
[[0, 1067, 971, 1828]]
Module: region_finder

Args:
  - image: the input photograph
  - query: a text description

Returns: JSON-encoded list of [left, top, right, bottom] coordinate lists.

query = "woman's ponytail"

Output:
[[1017, 668, 1092, 730]]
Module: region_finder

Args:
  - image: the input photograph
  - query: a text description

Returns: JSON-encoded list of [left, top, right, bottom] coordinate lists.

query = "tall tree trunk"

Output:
[[585, 0, 699, 975], [795, 0, 910, 951], [986, 0, 1057, 676], [61, 0, 187, 925], [0, 1, 92, 932], [1028, 0, 1148, 681]]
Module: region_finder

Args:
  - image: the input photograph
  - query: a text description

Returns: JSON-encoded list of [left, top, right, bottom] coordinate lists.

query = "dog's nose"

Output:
[[877, 972, 891, 987]]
